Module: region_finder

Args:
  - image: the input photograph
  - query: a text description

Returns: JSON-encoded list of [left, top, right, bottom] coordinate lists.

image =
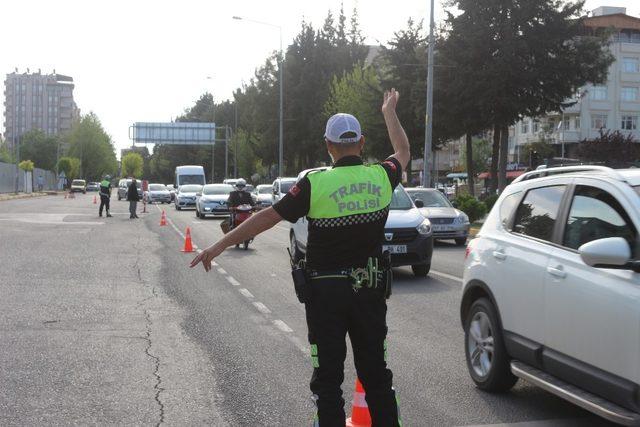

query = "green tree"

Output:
[[443, 0, 614, 192], [121, 152, 144, 178], [325, 64, 387, 160], [460, 138, 492, 177], [18, 160, 34, 171], [66, 113, 118, 180], [0, 137, 13, 163], [58, 157, 81, 183], [522, 137, 556, 168], [17, 129, 59, 171]]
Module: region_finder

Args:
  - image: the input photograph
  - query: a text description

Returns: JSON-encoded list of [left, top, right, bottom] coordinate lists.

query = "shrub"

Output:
[[483, 194, 499, 212], [454, 193, 487, 223]]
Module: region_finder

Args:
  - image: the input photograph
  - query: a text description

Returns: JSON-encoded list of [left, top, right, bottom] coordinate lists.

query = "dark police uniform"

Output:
[[273, 155, 402, 426]]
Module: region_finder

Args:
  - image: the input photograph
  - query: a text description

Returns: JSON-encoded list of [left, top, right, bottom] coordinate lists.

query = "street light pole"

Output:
[[233, 16, 284, 177], [422, 0, 435, 188]]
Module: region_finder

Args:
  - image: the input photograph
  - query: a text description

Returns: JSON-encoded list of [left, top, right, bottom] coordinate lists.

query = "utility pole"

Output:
[[234, 102, 238, 178], [422, 0, 435, 188], [224, 126, 229, 179]]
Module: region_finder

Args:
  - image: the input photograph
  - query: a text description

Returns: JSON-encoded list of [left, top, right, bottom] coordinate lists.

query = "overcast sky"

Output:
[[2, 0, 637, 157]]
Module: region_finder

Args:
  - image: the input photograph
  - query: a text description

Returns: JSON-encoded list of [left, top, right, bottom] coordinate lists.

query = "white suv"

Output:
[[461, 166, 640, 426]]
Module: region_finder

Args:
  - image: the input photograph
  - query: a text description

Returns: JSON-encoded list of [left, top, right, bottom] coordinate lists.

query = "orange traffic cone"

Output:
[[93, 195, 97, 204], [181, 227, 194, 252], [160, 210, 167, 226], [346, 379, 371, 427]]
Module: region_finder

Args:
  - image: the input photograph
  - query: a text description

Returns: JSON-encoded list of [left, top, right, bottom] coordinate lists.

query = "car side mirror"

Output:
[[579, 237, 631, 268], [414, 199, 424, 208]]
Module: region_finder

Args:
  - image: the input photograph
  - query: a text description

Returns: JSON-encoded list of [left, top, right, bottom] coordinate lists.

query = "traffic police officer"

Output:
[[191, 89, 410, 426], [99, 175, 113, 218]]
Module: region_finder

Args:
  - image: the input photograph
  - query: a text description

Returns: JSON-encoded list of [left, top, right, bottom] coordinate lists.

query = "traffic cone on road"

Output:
[[160, 210, 167, 226], [346, 379, 371, 427], [93, 195, 97, 204], [181, 227, 194, 252]]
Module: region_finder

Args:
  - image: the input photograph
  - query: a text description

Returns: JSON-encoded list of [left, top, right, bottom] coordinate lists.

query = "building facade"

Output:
[[3, 70, 80, 150], [511, 7, 640, 162]]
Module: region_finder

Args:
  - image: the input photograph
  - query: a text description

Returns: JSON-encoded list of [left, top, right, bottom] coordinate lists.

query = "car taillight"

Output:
[[465, 245, 471, 260]]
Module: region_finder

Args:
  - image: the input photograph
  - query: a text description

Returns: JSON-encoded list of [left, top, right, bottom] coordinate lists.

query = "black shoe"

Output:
[[134, 215, 139, 218], [99, 213, 102, 217], [106, 213, 112, 217]]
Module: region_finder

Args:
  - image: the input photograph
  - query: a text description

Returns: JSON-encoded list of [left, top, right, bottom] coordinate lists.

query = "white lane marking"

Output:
[[226, 276, 241, 287], [460, 419, 598, 427], [252, 302, 272, 314], [273, 319, 293, 333], [239, 288, 254, 299], [430, 269, 463, 283], [157, 204, 306, 353]]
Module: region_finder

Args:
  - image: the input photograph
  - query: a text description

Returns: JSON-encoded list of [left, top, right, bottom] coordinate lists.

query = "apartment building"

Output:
[[3, 70, 80, 150], [512, 6, 640, 162]]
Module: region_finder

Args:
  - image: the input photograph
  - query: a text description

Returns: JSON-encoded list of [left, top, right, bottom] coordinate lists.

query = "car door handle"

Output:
[[547, 266, 566, 279], [492, 250, 506, 260]]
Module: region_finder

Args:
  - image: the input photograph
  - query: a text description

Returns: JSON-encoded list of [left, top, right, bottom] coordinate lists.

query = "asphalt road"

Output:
[[0, 193, 613, 426]]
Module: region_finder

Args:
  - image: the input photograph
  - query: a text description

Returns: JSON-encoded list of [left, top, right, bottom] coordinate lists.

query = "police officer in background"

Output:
[[99, 175, 113, 218], [191, 89, 410, 426]]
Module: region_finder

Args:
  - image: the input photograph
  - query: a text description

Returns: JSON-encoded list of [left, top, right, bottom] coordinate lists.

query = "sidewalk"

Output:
[[0, 191, 60, 202]]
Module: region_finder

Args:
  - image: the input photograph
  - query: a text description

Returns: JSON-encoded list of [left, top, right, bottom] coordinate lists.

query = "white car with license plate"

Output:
[[289, 168, 434, 277], [461, 166, 640, 426], [195, 184, 234, 218]]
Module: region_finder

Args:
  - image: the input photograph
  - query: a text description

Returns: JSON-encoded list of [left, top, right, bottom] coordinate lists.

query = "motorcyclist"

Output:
[[227, 179, 255, 209], [99, 175, 112, 218]]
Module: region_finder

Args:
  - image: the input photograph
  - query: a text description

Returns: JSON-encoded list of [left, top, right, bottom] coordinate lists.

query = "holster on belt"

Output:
[[288, 248, 310, 303]]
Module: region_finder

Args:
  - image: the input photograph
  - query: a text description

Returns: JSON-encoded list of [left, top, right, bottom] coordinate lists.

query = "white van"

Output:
[[175, 165, 206, 187]]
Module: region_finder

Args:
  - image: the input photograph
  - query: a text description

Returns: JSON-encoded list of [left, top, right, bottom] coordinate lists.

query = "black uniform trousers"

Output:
[[305, 277, 400, 427], [99, 195, 110, 216]]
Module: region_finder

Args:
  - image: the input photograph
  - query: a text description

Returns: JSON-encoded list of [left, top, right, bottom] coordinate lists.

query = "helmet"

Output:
[[235, 178, 247, 190]]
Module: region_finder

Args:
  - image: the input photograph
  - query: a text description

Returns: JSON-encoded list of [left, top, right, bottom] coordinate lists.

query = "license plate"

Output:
[[433, 225, 454, 232], [383, 245, 407, 254]]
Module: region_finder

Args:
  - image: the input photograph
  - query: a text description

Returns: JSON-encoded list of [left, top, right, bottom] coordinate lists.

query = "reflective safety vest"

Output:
[[307, 164, 392, 219]]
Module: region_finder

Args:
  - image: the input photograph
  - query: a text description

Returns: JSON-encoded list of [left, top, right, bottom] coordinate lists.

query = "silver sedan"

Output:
[[405, 187, 470, 246]]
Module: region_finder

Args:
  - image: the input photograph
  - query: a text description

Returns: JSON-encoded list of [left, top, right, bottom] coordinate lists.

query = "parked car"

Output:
[[144, 183, 172, 204], [166, 184, 176, 201], [272, 177, 297, 204], [86, 182, 100, 192], [290, 168, 434, 277], [461, 166, 640, 426], [174, 184, 203, 210], [405, 187, 470, 246], [70, 179, 86, 193], [195, 184, 234, 218], [254, 184, 274, 209], [117, 179, 142, 201]]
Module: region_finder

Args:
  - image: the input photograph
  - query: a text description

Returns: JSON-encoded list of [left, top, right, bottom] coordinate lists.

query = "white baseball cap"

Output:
[[324, 113, 362, 144]]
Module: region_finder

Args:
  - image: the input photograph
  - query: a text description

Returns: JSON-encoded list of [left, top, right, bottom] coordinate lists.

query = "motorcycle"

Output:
[[231, 204, 255, 250]]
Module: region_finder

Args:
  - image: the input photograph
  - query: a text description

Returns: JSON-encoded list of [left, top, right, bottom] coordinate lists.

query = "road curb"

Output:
[[0, 191, 62, 202]]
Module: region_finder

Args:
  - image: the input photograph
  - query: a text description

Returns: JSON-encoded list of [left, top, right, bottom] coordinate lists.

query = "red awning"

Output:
[[478, 170, 526, 180]]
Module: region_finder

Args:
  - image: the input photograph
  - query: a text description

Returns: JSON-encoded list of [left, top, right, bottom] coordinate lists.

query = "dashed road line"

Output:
[[252, 302, 272, 314], [273, 319, 293, 333], [157, 205, 306, 355], [226, 276, 241, 287], [430, 269, 463, 283], [238, 288, 254, 299]]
